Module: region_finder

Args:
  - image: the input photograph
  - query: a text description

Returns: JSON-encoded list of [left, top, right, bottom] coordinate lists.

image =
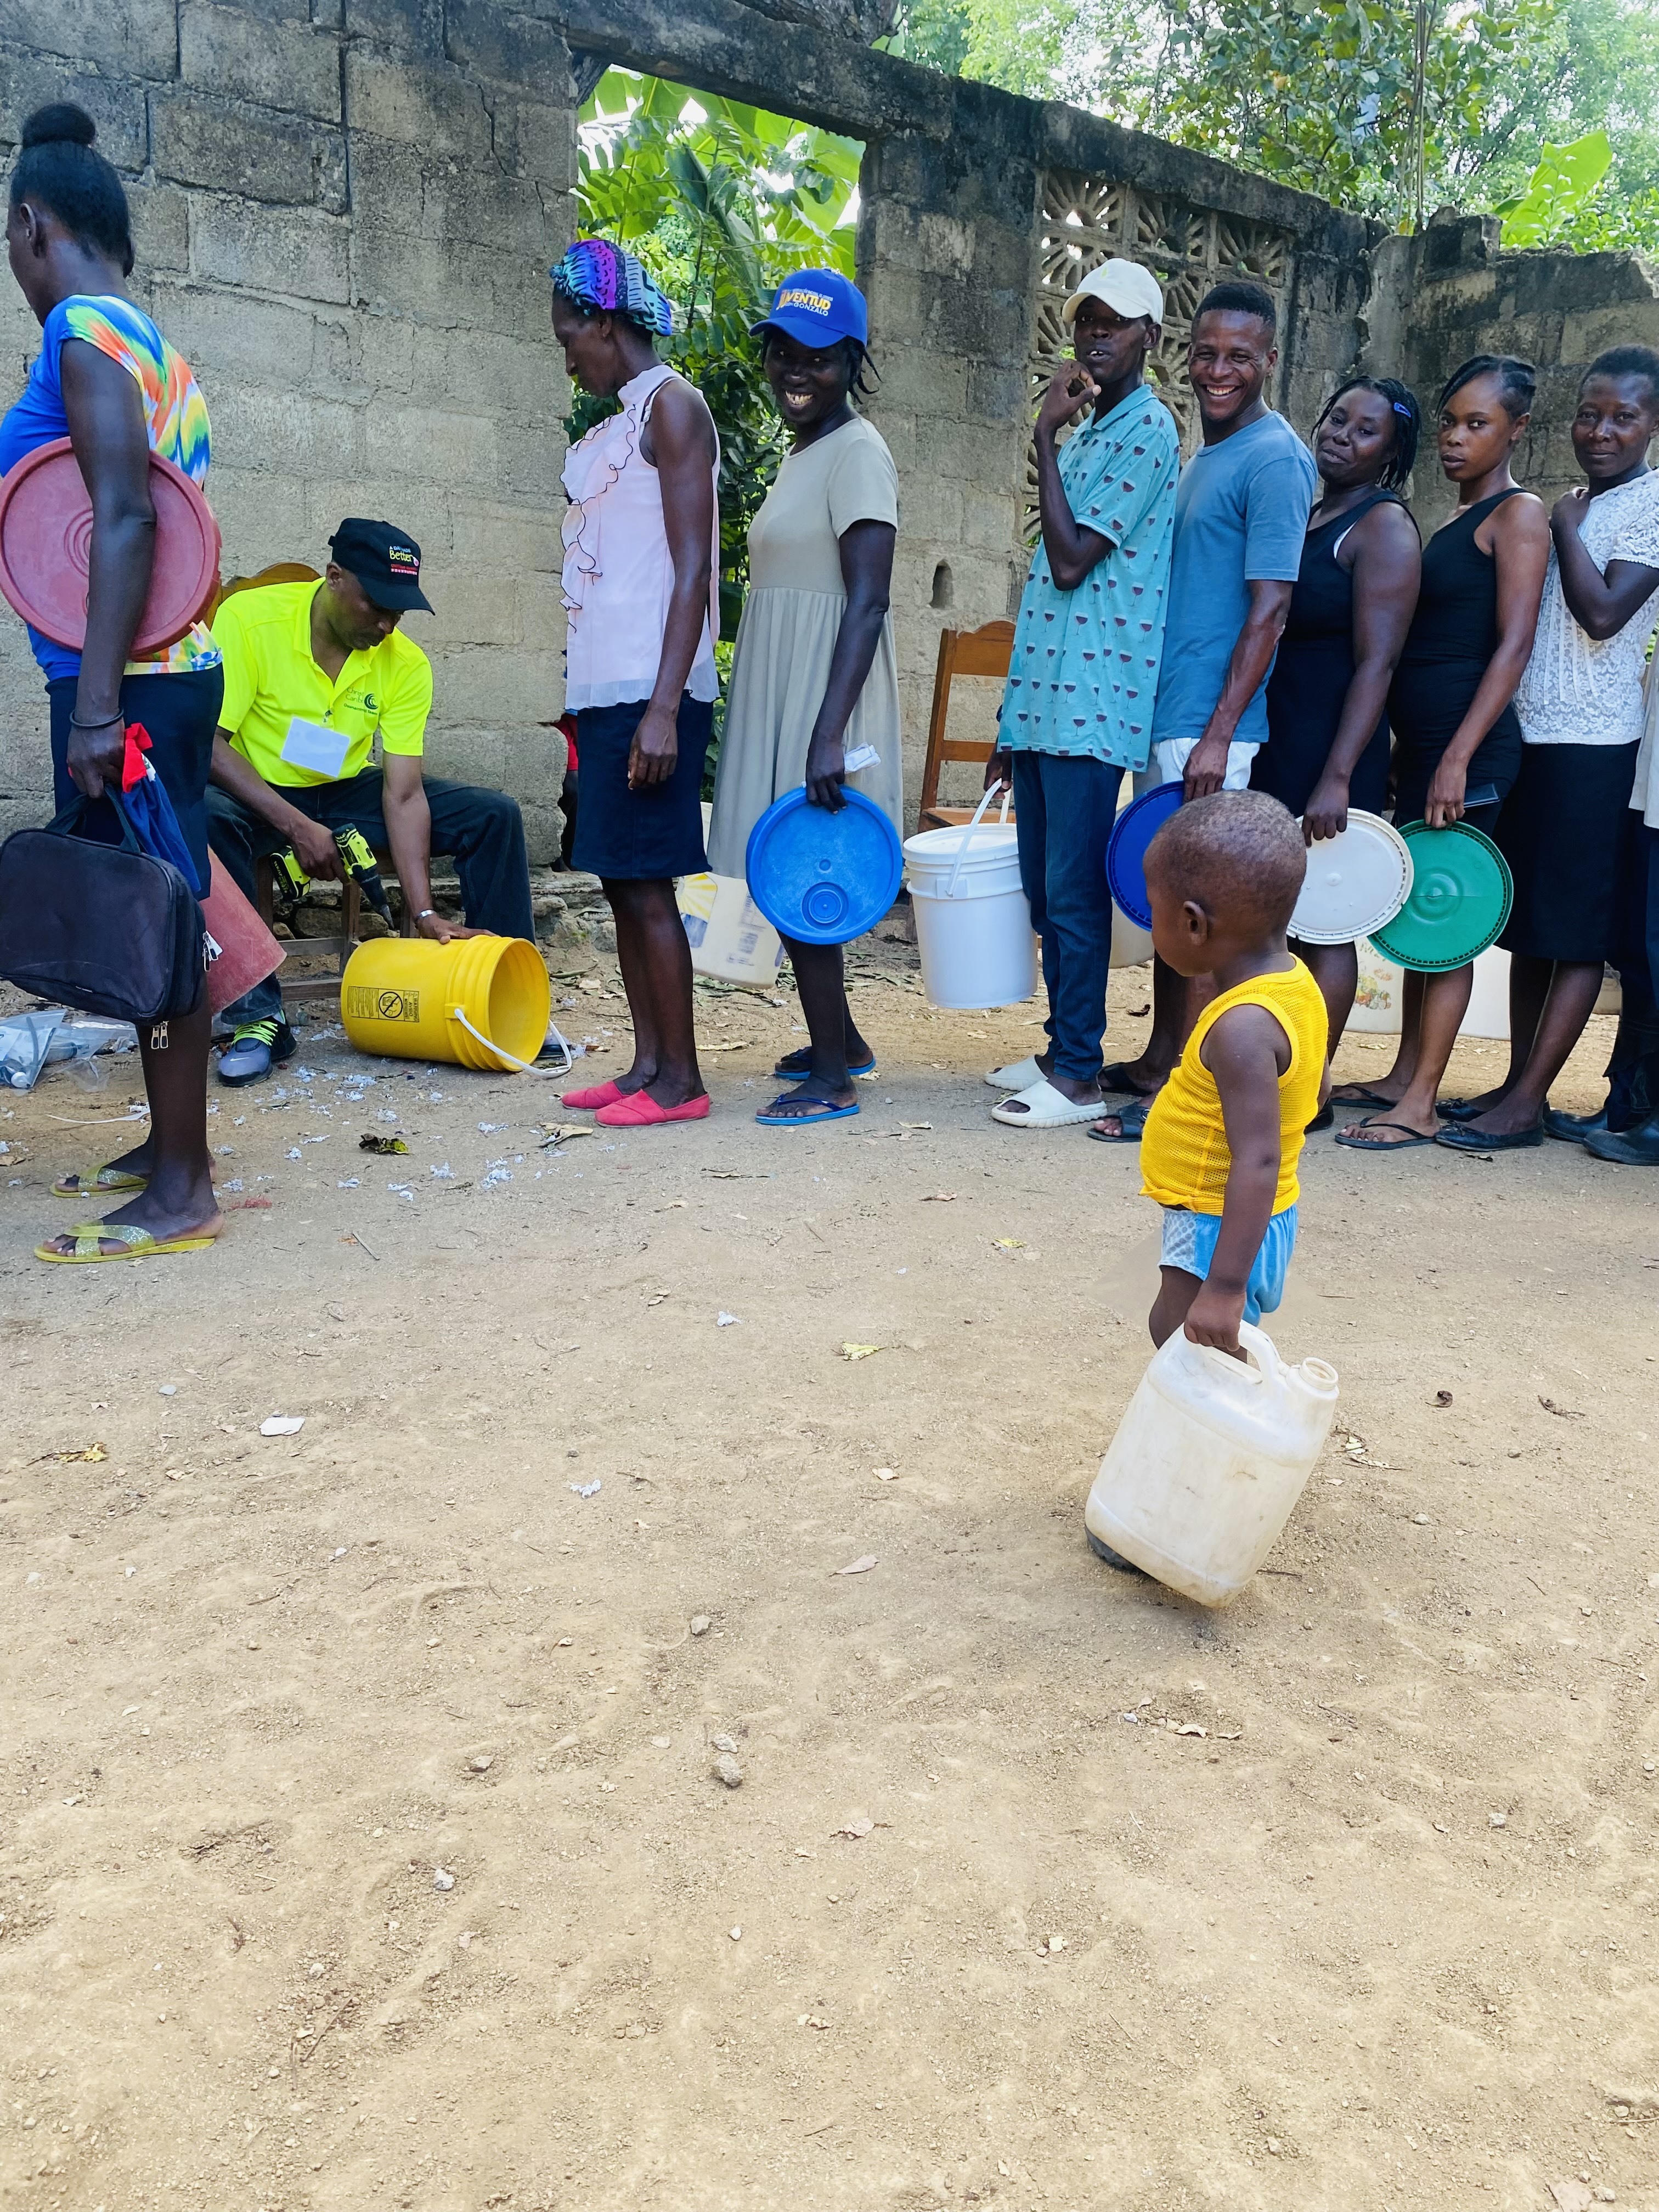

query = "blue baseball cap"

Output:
[[751, 267, 868, 351]]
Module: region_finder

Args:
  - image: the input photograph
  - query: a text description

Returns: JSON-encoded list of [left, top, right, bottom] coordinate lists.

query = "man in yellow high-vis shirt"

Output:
[[206, 520, 534, 1083]]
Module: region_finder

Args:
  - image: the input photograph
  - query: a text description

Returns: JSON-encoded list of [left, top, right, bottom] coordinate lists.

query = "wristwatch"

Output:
[[416, 908, 438, 921]]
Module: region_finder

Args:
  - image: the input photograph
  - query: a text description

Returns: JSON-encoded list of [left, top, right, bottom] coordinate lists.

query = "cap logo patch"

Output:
[[777, 287, 834, 315], [388, 544, 419, 576]]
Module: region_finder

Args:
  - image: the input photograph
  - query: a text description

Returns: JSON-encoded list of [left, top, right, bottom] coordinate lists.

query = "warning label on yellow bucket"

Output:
[[347, 984, 420, 1023]]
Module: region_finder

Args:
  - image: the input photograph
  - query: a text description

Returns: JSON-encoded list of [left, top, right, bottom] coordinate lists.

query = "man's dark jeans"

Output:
[[1011, 750, 1125, 1085], [207, 770, 534, 1028]]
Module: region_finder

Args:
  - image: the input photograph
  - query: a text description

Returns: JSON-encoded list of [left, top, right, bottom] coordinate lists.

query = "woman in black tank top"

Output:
[[1255, 376, 1421, 1061], [1336, 356, 1551, 1152]]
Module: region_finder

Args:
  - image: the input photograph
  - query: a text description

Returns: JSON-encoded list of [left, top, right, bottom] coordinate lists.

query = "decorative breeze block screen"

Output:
[[1025, 170, 1295, 534]]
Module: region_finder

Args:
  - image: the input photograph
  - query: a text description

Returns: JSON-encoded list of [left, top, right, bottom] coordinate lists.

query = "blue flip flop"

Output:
[[755, 1088, 861, 1127], [772, 1047, 876, 1079]]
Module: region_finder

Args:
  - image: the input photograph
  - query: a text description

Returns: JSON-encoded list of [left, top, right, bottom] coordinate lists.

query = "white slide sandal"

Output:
[[991, 1077, 1103, 1128], [984, 1054, 1044, 1091]]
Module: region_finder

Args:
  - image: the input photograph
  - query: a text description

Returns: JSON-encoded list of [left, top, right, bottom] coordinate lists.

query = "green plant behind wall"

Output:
[[571, 73, 862, 652]]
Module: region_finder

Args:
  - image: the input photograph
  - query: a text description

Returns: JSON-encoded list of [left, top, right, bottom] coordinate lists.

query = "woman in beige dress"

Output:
[[708, 267, 901, 1126]]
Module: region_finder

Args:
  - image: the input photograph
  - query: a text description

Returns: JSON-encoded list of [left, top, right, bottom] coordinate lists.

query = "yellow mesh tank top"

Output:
[[1140, 959, 1328, 1215]]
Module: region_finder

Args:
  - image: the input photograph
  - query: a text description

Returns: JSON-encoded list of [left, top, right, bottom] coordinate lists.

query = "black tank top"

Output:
[[1389, 486, 1527, 795], [1257, 489, 1407, 818], [1398, 488, 1521, 669], [1283, 489, 1404, 653]]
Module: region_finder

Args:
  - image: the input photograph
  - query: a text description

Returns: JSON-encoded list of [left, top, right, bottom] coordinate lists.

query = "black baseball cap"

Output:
[[327, 518, 432, 613]]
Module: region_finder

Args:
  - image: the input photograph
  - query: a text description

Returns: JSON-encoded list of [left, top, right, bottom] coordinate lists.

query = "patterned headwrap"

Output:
[[549, 239, 675, 338]]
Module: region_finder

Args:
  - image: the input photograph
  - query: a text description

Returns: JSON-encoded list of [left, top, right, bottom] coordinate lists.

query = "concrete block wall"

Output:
[[0, 0, 576, 855], [4, 0, 1655, 856], [1361, 216, 1659, 530], [858, 90, 1043, 802]]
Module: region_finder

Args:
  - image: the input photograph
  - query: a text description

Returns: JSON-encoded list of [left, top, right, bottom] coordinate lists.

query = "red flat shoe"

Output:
[[561, 1079, 625, 1109], [595, 1090, 712, 1128]]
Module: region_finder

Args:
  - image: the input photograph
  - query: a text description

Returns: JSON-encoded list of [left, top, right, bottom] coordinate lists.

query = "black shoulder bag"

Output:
[[0, 788, 205, 1024]]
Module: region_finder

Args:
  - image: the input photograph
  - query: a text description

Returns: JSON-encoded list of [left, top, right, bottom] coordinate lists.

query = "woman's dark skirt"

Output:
[[572, 695, 713, 882], [1496, 738, 1640, 964]]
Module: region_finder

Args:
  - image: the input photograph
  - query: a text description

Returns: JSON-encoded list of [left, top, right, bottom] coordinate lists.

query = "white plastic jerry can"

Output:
[[1084, 1322, 1339, 1606]]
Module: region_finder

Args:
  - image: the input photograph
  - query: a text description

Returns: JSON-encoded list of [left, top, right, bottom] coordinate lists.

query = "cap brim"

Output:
[[750, 308, 862, 349], [1062, 286, 1160, 327], [347, 568, 432, 614]]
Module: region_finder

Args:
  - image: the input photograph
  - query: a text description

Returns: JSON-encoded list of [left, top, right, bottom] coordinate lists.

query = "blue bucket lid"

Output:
[[1105, 781, 1182, 930], [744, 787, 904, 947]]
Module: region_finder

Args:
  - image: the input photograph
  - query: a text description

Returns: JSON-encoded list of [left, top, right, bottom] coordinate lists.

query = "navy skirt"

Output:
[[1497, 739, 1640, 964], [572, 696, 713, 882], [48, 667, 222, 887]]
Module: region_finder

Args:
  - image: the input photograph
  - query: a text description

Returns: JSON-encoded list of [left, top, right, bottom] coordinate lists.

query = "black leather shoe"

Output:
[[1436, 1096, 1486, 1122], [1435, 1122, 1543, 1152], [1543, 1104, 1609, 1144], [1584, 1109, 1659, 1165]]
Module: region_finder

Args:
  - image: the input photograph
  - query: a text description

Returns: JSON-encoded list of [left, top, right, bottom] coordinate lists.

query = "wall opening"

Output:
[[930, 560, 953, 609]]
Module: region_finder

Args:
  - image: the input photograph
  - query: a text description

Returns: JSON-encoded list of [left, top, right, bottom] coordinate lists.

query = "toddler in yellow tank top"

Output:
[[1137, 791, 1328, 1354]]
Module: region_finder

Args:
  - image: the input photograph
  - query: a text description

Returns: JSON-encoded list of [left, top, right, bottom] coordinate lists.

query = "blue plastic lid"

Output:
[[1105, 781, 1182, 930], [744, 787, 904, 947]]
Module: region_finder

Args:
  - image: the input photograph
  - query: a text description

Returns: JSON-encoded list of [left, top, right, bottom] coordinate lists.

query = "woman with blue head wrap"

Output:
[[551, 240, 723, 1128]]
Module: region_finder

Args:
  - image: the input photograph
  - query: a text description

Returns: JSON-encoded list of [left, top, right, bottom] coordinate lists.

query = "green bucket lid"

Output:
[[1368, 820, 1513, 973]]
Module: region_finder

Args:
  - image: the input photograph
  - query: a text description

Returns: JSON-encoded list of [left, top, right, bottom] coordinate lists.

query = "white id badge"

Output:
[[280, 716, 351, 778], [842, 744, 881, 774]]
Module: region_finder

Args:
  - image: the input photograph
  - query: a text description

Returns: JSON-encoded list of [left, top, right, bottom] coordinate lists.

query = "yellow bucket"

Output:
[[339, 935, 550, 1072]]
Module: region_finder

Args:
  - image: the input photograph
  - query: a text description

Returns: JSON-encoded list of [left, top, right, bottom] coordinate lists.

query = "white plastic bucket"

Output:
[[904, 788, 1036, 1010]]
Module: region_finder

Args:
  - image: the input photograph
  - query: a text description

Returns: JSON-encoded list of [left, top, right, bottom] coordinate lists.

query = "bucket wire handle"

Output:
[[945, 782, 1006, 902], [449, 1006, 573, 1077]]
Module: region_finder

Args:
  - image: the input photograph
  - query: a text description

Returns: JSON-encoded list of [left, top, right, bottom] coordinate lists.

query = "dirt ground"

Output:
[[2, 919, 1657, 2212]]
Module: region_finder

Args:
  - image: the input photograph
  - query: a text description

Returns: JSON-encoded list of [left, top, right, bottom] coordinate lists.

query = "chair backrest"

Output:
[[210, 561, 321, 619], [917, 619, 1015, 822]]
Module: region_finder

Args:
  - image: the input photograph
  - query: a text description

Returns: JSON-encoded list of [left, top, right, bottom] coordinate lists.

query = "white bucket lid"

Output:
[[1290, 809, 1413, 945]]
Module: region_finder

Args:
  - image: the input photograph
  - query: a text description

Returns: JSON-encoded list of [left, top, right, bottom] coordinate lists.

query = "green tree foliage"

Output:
[[883, 0, 1659, 246], [572, 72, 861, 642]]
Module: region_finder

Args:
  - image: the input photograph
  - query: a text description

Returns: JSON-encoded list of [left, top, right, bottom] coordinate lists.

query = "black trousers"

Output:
[[206, 769, 534, 1026]]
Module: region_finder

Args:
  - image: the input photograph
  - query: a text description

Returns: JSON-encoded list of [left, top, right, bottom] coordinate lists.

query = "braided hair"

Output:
[[1313, 376, 1421, 492], [1439, 353, 1536, 421]]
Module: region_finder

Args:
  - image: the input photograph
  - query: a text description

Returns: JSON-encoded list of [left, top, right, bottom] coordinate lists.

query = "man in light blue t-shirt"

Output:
[[1094, 279, 1316, 1137]]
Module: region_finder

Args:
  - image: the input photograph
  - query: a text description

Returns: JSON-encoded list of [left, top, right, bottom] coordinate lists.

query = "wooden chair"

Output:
[[916, 619, 1016, 829], [212, 562, 412, 1006]]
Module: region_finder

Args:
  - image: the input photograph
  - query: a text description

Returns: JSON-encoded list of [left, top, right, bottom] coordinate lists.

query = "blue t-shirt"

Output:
[[1151, 411, 1315, 751], [997, 386, 1179, 769], [0, 295, 214, 683]]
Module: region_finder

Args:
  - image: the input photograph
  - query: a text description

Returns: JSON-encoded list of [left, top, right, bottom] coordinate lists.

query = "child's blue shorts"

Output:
[[1159, 1202, 1299, 1324]]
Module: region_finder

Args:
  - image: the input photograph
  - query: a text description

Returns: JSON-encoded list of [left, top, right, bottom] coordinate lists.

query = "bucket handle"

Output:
[[449, 1005, 573, 1077], [944, 782, 1011, 902]]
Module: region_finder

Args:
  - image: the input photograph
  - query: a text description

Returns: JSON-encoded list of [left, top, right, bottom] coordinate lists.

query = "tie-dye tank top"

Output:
[[0, 294, 219, 682]]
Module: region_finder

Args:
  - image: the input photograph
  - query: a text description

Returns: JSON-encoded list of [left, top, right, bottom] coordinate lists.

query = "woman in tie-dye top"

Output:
[[3, 101, 223, 1263]]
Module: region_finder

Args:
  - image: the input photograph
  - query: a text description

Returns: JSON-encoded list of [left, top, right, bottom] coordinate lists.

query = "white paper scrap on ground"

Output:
[[260, 1415, 304, 1437]]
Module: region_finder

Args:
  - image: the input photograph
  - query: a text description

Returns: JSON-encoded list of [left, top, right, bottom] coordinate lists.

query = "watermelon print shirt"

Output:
[[996, 386, 1178, 770], [0, 294, 219, 682]]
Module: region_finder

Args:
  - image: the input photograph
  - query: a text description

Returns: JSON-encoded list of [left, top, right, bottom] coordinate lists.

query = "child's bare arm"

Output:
[[1186, 1005, 1290, 1356]]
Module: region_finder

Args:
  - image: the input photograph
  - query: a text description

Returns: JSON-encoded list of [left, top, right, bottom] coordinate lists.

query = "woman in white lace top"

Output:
[[1438, 346, 1659, 1147]]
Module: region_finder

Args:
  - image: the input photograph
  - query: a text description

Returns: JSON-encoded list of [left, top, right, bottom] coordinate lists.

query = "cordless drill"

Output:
[[273, 825, 393, 923]]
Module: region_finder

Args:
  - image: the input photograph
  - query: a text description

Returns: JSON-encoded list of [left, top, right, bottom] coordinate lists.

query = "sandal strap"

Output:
[[69, 1222, 152, 1253]]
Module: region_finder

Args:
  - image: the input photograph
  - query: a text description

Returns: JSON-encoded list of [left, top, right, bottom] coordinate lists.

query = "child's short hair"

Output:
[[1145, 789, 1305, 934]]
